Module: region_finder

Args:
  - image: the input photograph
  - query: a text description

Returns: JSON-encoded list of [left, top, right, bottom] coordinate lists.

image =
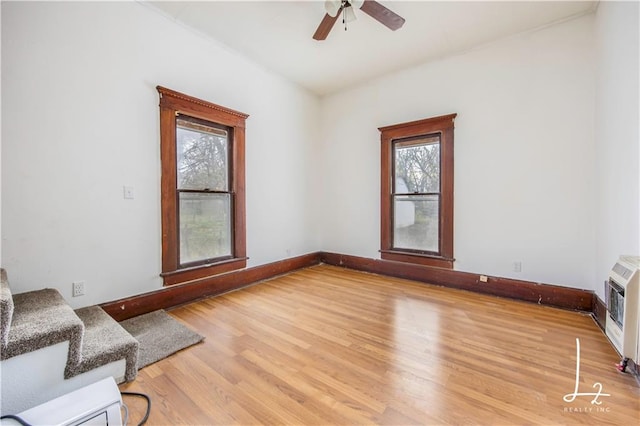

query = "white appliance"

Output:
[[2, 378, 122, 426], [605, 255, 639, 364]]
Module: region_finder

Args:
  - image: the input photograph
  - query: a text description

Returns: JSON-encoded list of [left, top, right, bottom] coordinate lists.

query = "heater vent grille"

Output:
[[613, 262, 633, 279], [605, 256, 639, 362]]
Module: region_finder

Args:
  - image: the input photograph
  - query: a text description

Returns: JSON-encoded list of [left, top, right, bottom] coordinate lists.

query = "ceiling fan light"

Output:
[[324, 0, 341, 17], [351, 0, 364, 9], [343, 5, 357, 23]]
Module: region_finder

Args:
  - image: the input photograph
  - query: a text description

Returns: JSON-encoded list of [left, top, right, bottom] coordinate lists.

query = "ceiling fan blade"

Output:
[[313, 9, 342, 41], [360, 0, 405, 31]]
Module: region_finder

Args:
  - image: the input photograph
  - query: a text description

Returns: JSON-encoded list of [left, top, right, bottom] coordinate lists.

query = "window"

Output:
[[379, 114, 456, 269], [157, 86, 248, 285]]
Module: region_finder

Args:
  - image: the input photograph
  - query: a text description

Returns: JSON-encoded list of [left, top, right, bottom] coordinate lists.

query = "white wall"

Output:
[[3, 2, 636, 305], [1, 1, 321, 307], [594, 1, 640, 300], [319, 15, 597, 290], [0, 2, 3, 267]]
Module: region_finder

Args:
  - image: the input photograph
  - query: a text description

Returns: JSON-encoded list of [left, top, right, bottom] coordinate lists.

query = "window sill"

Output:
[[161, 257, 248, 286], [380, 250, 454, 269]]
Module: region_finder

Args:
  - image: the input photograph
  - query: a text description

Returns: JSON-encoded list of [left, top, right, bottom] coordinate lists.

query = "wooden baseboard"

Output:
[[591, 295, 607, 331], [101, 252, 321, 321], [320, 252, 594, 311], [102, 250, 595, 322]]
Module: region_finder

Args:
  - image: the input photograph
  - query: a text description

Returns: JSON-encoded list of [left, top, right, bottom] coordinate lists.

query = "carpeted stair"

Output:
[[0, 287, 85, 372], [67, 306, 138, 381], [0, 268, 138, 382]]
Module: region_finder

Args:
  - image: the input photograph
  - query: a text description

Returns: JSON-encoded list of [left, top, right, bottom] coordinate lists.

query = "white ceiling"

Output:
[[146, 1, 597, 96]]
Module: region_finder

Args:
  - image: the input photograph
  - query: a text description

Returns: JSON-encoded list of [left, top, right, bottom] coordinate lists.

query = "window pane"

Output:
[[177, 118, 228, 191], [393, 194, 439, 252], [179, 192, 231, 264], [394, 136, 440, 193]]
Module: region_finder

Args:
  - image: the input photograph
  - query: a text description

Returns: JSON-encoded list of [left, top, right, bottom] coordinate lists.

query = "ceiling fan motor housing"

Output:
[[325, 1, 364, 18]]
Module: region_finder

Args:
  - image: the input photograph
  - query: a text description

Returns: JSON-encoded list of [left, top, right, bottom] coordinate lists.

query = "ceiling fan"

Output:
[[313, 0, 405, 41]]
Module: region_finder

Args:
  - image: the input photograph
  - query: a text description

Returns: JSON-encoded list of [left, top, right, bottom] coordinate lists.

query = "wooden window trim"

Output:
[[379, 114, 456, 269], [157, 86, 249, 286]]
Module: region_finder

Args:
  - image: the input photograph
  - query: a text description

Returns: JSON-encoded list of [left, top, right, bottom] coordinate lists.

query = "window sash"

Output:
[[391, 133, 443, 255], [178, 191, 233, 267], [392, 134, 441, 196], [176, 116, 231, 192], [392, 193, 440, 254]]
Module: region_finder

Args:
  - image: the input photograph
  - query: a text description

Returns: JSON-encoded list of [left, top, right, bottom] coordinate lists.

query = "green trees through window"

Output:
[[393, 135, 441, 253], [176, 117, 232, 264]]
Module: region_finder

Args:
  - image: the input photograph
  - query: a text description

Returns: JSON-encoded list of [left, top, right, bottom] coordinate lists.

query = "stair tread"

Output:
[[66, 306, 138, 381], [1, 289, 83, 366]]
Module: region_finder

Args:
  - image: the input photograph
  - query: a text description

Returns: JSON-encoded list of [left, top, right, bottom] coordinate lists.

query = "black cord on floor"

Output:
[[0, 414, 31, 426], [121, 392, 151, 426]]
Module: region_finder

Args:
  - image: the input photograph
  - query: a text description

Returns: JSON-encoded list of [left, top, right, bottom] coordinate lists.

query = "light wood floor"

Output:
[[120, 265, 639, 425]]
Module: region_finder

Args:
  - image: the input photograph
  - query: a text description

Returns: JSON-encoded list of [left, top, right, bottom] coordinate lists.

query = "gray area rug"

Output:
[[120, 309, 204, 369]]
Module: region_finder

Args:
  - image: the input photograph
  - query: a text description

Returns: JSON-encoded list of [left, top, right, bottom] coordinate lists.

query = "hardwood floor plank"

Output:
[[120, 265, 639, 425]]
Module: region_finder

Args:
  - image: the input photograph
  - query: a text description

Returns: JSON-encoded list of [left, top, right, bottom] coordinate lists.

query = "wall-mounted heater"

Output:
[[605, 255, 639, 367]]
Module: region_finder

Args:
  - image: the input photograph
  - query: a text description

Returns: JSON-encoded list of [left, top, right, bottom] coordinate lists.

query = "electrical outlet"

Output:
[[513, 261, 522, 272], [72, 281, 85, 297]]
